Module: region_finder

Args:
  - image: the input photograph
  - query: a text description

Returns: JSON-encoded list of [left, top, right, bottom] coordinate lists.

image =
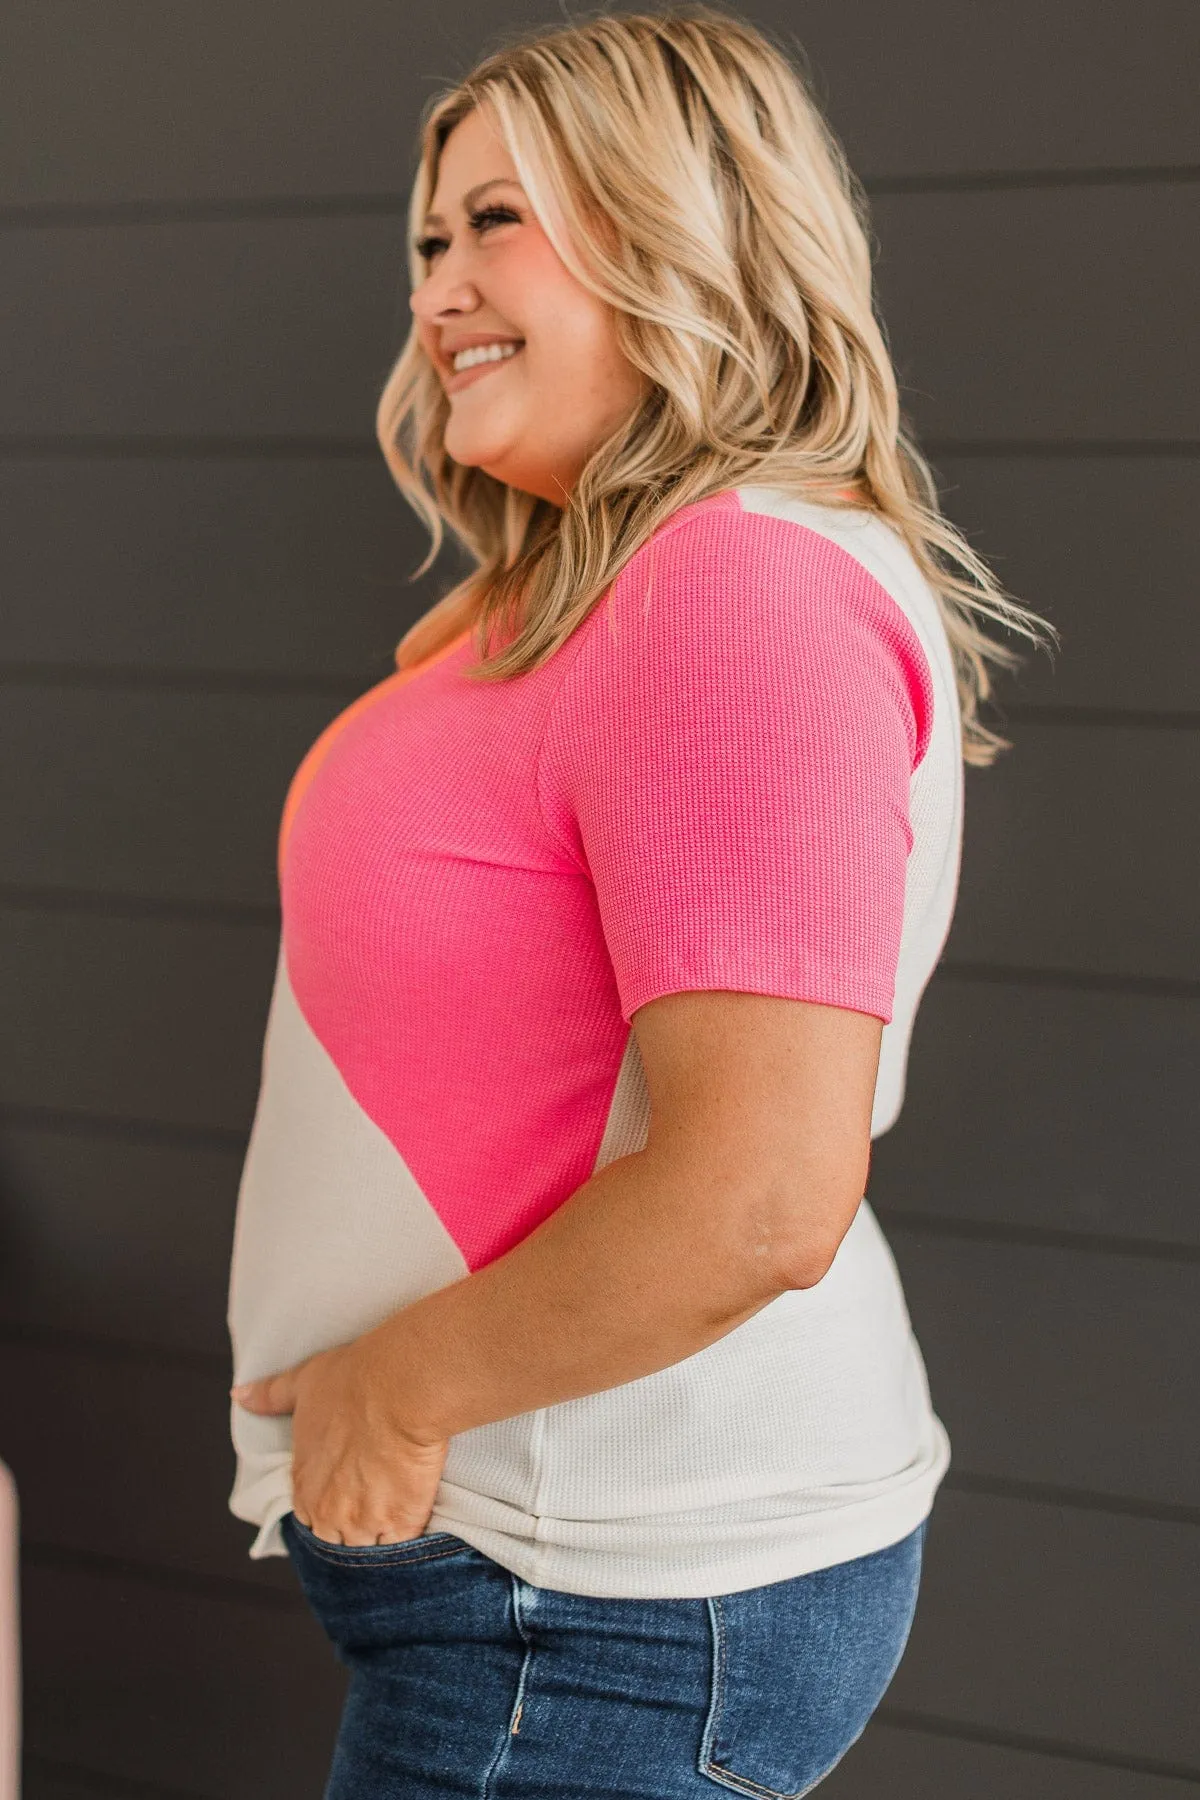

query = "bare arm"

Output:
[[358, 987, 883, 1443]]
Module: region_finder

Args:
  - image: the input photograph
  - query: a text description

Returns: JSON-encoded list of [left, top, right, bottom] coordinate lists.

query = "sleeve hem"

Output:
[[620, 966, 894, 1029]]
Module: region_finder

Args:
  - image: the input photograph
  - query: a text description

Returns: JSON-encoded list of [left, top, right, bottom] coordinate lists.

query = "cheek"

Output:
[[508, 249, 613, 361], [494, 244, 640, 410], [522, 307, 629, 393]]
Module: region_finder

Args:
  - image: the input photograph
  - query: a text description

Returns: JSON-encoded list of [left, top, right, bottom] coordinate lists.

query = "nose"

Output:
[[411, 277, 479, 323], [410, 250, 482, 324]]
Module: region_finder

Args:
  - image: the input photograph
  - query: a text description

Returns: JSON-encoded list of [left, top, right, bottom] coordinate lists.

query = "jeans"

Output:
[[281, 1512, 928, 1799]]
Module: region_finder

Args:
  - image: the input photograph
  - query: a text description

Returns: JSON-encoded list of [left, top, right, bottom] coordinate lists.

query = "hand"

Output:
[[232, 1337, 450, 1546]]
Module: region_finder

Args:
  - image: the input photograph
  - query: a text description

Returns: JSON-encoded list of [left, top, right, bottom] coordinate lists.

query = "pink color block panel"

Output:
[[280, 490, 932, 1271]]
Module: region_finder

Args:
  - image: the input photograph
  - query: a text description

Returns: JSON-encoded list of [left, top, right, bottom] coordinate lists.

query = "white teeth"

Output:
[[452, 341, 522, 372]]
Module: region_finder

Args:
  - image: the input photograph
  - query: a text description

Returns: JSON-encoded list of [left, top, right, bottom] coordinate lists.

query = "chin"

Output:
[[444, 432, 513, 474]]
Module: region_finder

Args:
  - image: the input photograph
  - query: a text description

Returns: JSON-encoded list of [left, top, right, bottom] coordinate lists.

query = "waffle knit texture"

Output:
[[227, 483, 962, 1597]]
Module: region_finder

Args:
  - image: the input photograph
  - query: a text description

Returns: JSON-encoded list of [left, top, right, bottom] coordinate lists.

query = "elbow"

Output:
[[766, 1180, 868, 1293], [703, 1164, 869, 1312], [780, 1238, 842, 1291], [739, 1219, 842, 1298]]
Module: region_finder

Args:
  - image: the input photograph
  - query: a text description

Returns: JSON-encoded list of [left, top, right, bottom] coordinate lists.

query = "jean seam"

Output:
[[702, 1755, 835, 1799], [698, 1524, 927, 1798], [698, 1595, 832, 1800], [481, 1575, 535, 1799]]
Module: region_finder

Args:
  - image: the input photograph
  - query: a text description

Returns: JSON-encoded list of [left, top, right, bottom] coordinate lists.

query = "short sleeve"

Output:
[[536, 504, 935, 1025]]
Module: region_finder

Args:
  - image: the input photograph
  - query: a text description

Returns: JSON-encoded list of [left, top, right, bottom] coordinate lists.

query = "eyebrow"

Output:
[[420, 177, 525, 229]]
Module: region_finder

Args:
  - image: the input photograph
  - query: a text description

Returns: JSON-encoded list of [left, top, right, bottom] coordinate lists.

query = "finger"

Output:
[[231, 1369, 297, 1414], [295, 1512, 426, 1547]]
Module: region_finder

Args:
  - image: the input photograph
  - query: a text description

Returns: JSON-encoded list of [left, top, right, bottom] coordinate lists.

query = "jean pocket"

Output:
[[282, 1512, 472, 1567], [697, 1523, 926, 1797]]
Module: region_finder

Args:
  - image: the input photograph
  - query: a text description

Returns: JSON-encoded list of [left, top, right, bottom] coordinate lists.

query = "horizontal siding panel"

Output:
[[0, 1343, 290, 1591], [1, 1, 1197, 208], [0, 216, 402, 439], [933, 456, 1200, 716], [0, 1, 430, 210], [3, 189, 1195, 445], [0, 1125, 240, 1357], [823, 1720, 1200, 1800], [890, 1235, 1200, 1510], [0, 909, 276, 1133], [869, 978, 1200, 1250], [0, 456, 455, 679], [873, 183, 1199, 443], [895, 1489, 1200, 1771], [22, 1564, 343, 1797], [3, 455, 1196, 717], [949, 725, 1199, 981], [805, 0, 1200, 180], [23, 1766, 210, 1800], [2, 685, 341, 907]]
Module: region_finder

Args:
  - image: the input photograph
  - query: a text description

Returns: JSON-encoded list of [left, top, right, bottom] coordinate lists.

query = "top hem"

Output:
[[232, 1416, 950, 1599]]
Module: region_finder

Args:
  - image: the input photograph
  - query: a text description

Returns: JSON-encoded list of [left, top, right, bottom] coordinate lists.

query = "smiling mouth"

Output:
[[446, 343, 525, 390]]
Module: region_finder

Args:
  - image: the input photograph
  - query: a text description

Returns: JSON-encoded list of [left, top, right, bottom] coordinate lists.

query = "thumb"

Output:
[[232, 1365, 300, 1415]]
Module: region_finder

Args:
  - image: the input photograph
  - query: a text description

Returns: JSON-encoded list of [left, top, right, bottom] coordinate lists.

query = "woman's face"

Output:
[[410, 105, 649, 506]]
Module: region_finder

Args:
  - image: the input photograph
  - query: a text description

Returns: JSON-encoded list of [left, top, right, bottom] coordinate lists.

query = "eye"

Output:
[[469, 203, 521, 233], [413, 204, 521, 265]]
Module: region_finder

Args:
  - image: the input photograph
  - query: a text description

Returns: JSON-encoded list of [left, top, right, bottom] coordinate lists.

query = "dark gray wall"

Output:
[[2, 4, 1197, 1795]]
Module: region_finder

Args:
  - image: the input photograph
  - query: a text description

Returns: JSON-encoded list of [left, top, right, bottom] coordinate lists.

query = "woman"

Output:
[[228, 6, 1056, 1794]]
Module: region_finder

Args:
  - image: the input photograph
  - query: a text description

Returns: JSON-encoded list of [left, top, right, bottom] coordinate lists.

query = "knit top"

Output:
[[226, 482, 961, 1598]]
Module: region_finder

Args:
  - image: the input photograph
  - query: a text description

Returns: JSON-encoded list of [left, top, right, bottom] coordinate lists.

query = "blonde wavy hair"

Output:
[[376, 1, 1058, 766]]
